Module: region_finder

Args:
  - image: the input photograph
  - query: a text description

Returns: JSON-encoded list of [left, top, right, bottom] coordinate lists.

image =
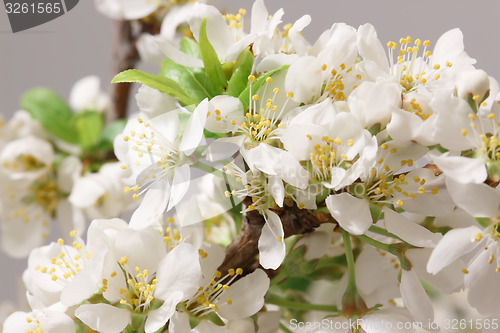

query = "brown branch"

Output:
[[108, 20, 139, 123], [217, 198, 337, 275]]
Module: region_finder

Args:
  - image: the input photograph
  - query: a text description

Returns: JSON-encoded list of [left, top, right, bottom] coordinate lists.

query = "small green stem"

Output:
[[368, 225, 402, 241], [266, 294, 339, 312], [355, 234, 392, 253], [355, 234, 414, 270], [341, 229, 369, 316], [341, 229, 357, 295]]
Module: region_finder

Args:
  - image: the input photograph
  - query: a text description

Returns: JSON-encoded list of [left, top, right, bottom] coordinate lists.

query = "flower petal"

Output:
[[75, 303, 130, 333], [326, 193, 372, 235], [155, 243, 202, 301], [217, 269, 270, 320], [427, 226, 482, 274], [145, 291, 184, 333], [383, 208, 442, 247], [258, 210, 285, 269]]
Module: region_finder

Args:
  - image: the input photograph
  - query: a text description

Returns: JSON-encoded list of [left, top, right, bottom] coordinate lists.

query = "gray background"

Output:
[[1, 0, 500, 306]]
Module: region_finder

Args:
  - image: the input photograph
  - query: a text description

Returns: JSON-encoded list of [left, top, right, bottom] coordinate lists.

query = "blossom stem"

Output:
[[341, 229, 369, 316], [341, 229, 357, 295], [355, 234, 414, 270], [368, 225, 402, 241], [355, 234, 392, 253], [266, 294, 339, 312]]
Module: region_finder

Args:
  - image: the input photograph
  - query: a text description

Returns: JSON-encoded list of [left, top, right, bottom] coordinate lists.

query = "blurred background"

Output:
[[1, 0, 500, 324]]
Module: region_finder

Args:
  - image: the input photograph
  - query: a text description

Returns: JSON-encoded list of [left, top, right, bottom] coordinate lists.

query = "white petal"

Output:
[[167, 164, 191, 211], [203, 136, 244, 162], [465, 247, 500, 316], [383, 208, 442, 247], [155, 243, 202, 300], [179, 99, 208, 155], [145, 291, 184, 333], [114, 227, 166, 277], [136, 85, 178, 118], [69, 177, 105, 208], [446, 178, 500, 218], [258, 210, 285, 269], [75, 304, 130, 333], [154, 36, 204, 68], [427, 226, 482, 274], [326, 193, 372, 235], [217, 269, 270, 320], [192, 320, 231, 333], [400, 270, 434, 328], [406, 248, 464, 294], [130, 179, 170, 229], [285, 56, 323, 104], [357, 24, 389, 72], [268, 176, 284, 207], [169, 311, 191, 333], [432, 154, 487, 184]]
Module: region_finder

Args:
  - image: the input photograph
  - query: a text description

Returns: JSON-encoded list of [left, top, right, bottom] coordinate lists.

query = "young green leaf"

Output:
[[199, 17, 227, 95], [95, 119, 127, 151], [227, 47, 254, 97], [179, 37, 202, 59], [160, 58, 215, 103], [112, 69, 197, 106], [73, 111, 103, 150], [238, 65, 289, 110], [21, 87, 78, 144]]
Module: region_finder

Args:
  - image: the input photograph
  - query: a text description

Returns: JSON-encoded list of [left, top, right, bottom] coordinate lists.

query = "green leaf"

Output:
[[73, 111, 103, 149], [21, 88, 78, 144], [199, 17, 227, 95], [238, 65, 289, 110], [160, 58, 214, 103], [227, 47, 254, 97], [180, 37, 202, 59], [112, 69, 196, 106], [95, 119, 128, 151]]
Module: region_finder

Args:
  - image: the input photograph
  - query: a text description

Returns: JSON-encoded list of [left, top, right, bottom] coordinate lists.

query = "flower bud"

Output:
[[456, 69, 490, 101]]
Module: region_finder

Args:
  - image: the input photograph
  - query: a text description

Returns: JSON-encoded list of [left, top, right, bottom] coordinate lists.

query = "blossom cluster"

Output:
[[2, 0, 500, 332]]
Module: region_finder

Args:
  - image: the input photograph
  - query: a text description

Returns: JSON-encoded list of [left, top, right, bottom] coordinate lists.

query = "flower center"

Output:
[[116, 257, 158, 312], [185, 252, 243, 317], [238, 76, 289, 148], [34, 233, 91, 284], [308, 135, 353, 182], [386, 37, 448, 93]]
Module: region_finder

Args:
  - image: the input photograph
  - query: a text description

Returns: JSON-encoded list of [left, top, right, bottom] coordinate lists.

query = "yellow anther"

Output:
[[236, 268, 243, 275], [124, 187, 131, 194], [423, 40, 430, 47], [120, 257, 128, 265], [462, 268, 469, 274], [133, 194, 138, 201], [265, 77, 273, 83], [252, 95, 259, 101], [228, 269, 235, 276], [446, 61, 452, 67], [461, 129, 468, 136], [474, 233, 483, 242], [431, 188, 438, 194], [396, 200, 403, 207], [277, 236, 283, 242], [226, 298, 233, 305], [248, 75, 256, 82], [321, 64, 327, 71], [57, 238, 64, 246], [488, 113, 495, 120]]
